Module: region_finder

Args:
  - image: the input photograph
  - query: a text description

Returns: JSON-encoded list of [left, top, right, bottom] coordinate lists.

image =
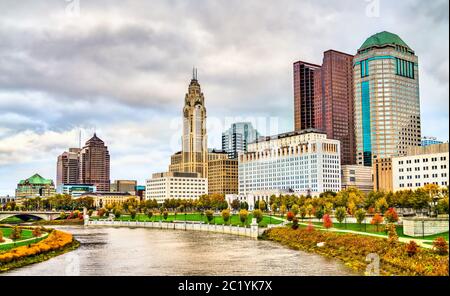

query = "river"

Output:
[[3, 226, 356, 276]]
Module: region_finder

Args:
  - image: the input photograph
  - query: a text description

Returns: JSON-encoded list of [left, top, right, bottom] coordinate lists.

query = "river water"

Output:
[[3, 226, 356, 276]]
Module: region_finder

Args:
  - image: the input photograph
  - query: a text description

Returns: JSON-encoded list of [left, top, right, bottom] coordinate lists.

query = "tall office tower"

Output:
[[319, 50, 356, 165], [222, 122, 260, 159], [293, 61, 321, 131], [180, 68, 208, 177], [56, 148, 81, 187], [79, 133, 111, 192], [354, 31, 421, 166]]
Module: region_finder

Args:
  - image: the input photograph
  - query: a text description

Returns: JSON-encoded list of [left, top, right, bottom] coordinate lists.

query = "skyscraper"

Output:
[[293, 61, 321, 131], [79, 134, 111, 192], [222, 122, 260, 159], [294, 50, 356, 165], [354, 31, 421, 166], [181, 68, 208, 177], [56, 148, 80, 187], [319, 50, 356, 165]]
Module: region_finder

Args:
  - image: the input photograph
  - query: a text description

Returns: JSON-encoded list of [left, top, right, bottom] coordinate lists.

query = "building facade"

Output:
[[222, 122, 260, 159], [57, 184, 96, 198], [16, 174, 56, 199], [0, 196, 15, 206], [111, 180, 137, 193], [341, 165, 373, 193], [208, 158, 238, 195], [421, 136, 443, 147], [354, 31, 421, 166], [392, 143, 449, 191], [80, 192, 138, 208], [79, 134, 111, 192], [146, 172, 208, 204], [373, 157, 393, 192], [239, 130, 341, 196], [56, 148, 81, 187], [294, 61, 322, 131]]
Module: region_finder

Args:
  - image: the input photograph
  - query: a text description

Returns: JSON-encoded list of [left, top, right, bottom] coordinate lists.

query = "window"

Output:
[[360, 59, 369, 77]]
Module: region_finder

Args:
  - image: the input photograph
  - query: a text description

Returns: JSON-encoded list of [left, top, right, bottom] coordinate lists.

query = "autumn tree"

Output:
[[355, 209, 366, 230], [221, 209, 231, 224], [253, 209, 263, 223], [239, 209, 248, 226], [299, 206, 307, 221], [371, 213, 383, 232], [335, 207, 347, 225], [323, 214, 333, 229], [286, 211, 295, 222], [375, 197, 389, 214], [384, 208, 399, 224], [291, 204, 299, 216], [205, 210, 214, 223]]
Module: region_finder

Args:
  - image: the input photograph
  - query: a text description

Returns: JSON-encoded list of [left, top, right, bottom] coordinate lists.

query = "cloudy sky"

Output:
[[0, 0, 448, 195]]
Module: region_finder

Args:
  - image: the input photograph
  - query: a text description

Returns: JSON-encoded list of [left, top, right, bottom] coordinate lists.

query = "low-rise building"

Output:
[[0, 195, 16, 206], [239, 129, 341, 196], [80, 192, 138, 208], [111, 180, 138, 193], [15, 173, 56, 199], [146, 172, 208, 204], [392, 143, 449, 191], [57, 184, 96, 198], [341, 165, 373, 193]]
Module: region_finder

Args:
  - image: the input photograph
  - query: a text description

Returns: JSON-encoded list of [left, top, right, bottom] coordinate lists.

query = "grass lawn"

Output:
[[309, 221, 449, 241], [92, 213, 283, 227], [0, 216, 25, 224], [0, 227, 33, 241], [0, 227, 46, 251]]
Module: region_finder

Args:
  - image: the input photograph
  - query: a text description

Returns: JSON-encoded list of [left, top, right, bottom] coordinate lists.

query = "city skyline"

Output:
[[0, 0, 449, 195]]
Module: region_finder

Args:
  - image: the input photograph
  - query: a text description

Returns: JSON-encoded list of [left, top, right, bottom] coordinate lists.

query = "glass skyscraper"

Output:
[[354, 31, 421, 166], [222, 122, 260, 159]]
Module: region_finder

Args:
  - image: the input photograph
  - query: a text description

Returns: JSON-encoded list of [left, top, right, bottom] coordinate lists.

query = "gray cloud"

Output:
[[0, 0, 448, 195]]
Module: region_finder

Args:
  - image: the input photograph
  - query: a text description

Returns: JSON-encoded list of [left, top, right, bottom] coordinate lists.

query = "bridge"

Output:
[[0, 211, 62, 222]]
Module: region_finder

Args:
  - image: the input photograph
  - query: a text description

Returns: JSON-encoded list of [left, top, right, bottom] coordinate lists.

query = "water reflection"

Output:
[[4, 226, 356, 276]]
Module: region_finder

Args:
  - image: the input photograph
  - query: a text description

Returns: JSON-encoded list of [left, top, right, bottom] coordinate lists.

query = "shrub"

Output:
[[32, 227, 42, 238], [147, 210, 153, 220], [371, 213, 384, 232], [306, 222, 314, 232], [114, 209, 122, 218], [258, 200, 266, 211], [384, 208, 399, 224], [221, 209, 231, 224], [386, 223, 398, 244], [406, 241, 418, 257], [323, 214, 333, 229], [292, 217, 299, 230], [433, 237, 449, 255], [205, 210, 214, 223], [239, 209, 248, 225], [299, 206, 307, 220], [59, 212, 67, 220], [130, 209, 137, 220], [291, 205, 299, 216], [9, 226, 22, 240], [253, 209, 263, 223], [335, 207, 347, 224], [163, 211, 169, 221], [286, 211, 295, 222]]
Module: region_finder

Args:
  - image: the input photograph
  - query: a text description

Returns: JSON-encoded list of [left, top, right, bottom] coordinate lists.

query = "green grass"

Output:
[[91, 212, 283, 227], [0, 227, 46, 251], [309, 222, 449, 241]]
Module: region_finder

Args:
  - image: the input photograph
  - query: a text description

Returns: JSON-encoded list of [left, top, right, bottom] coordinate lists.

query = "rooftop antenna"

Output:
[[192, 67, 198, 80], [78, 130, 81, 149]]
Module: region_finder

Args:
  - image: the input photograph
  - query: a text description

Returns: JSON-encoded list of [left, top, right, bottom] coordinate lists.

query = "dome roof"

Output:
[[359, 31, 411, 51]]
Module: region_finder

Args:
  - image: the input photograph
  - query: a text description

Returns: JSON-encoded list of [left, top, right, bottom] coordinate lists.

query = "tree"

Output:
[[406, 241, 418, 257], [221, 209, 231, 224], [0, 230, 4, 243], [291, 204, 299, 216], [299, 206, 307, 221], [147, 210, 153, 220], [323, 214, 333, 229], [384, 208, 399, 224], [386, 223, 398, 244], [270, 203, 277, 213], [253, 209, 263, 223], [375, 197, 389, 214], [130, 209, 137, 220], [314, 207, 324, 221], [286, 211, 295, 222], [355, 209, 366, 230], [205, 210, 214, 223], [230, 199, 240, 211], [371, 213, 383, 232], [306, 204, 314, 217], [9, 226, 22, 241], [114, 208, 122, 218], [32, 227, 42, 238], [280, 205, 287, 218], [437, 197, 449, 214], [335, 207, 346, 229], [60, 212, 67, 220], [258, 200, 266, 211], [239, 209, 248, 226], [240, 201, 249, 210], [292, 217, 299, 230], [163, 210, 169, 221]]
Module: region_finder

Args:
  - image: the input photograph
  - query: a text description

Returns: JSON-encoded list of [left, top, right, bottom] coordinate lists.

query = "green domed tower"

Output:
[[353, 31, 421, 167]]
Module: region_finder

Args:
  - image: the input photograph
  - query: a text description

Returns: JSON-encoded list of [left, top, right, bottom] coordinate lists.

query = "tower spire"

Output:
[[192, 67, 198, 80]]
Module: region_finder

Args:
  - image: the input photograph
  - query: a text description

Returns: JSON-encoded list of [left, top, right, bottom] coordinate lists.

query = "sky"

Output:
[[0, 0, 448, 195]]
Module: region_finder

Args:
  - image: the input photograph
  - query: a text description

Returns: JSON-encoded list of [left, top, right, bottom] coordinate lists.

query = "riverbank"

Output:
[[262, 227, 449, 276], [0, 229, 80, 273]]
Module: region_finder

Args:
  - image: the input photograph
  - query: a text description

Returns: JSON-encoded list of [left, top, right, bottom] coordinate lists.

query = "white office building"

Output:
[[392, 143, 449, 191], [146, 172, 208, 204], [238, 129, 341, 197]]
